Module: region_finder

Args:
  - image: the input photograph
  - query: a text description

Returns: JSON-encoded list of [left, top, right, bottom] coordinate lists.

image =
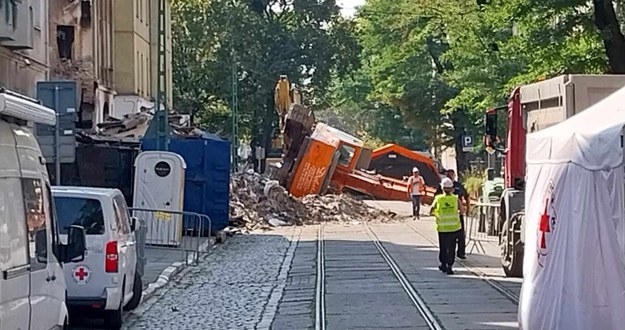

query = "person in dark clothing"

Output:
[[431, 178, 464, 275], [435, 169, 470, 259]]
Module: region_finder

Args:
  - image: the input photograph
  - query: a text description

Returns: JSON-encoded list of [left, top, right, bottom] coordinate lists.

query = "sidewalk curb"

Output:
[[139, 234, 223, 304]]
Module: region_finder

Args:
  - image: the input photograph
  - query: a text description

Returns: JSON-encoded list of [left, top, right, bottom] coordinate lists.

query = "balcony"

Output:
[[0, 0, 33, 50]]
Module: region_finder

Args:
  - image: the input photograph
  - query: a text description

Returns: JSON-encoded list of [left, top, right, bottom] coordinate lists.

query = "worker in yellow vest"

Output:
[[431, 177, 464, 275]]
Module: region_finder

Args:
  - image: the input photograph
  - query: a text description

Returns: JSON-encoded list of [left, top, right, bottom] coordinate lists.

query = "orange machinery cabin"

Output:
[[287, 123, 430, 202], [287, 123, 364, 197], [369, 144, 441, 204]]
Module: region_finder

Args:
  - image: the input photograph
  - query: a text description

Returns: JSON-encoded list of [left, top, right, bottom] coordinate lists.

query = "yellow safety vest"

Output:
[[433, 194, 462, 233]]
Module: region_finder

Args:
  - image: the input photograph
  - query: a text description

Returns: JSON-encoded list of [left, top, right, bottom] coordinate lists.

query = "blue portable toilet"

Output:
[[142, 133, 230, 234]]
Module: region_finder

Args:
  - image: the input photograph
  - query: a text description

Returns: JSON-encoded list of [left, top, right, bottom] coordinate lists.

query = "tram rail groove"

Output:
[[405, 222, 520, 304], [315, 224, 326, 330], [364, 223, 444, 330]]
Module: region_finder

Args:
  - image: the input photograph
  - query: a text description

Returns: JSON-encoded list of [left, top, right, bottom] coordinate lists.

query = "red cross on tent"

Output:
[[75, 267, 88, 281], [539, 199, 551, 249]]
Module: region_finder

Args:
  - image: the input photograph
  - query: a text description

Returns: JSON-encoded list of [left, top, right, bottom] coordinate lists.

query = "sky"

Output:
[[338, 0, 365, 17]]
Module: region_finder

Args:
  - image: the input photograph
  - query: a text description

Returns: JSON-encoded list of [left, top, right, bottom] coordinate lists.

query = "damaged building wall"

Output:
[[49, 0, 115, 129], [0, 0, 49, 97], [113, 0, 153, 119]]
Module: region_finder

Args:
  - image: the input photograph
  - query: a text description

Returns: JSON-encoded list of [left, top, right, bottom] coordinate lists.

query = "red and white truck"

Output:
[[484, 74, 625, 277]]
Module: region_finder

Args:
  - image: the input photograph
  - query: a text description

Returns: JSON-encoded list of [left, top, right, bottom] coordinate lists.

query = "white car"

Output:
[[52, 187, 143, 329], [0, 89, 87, 330]]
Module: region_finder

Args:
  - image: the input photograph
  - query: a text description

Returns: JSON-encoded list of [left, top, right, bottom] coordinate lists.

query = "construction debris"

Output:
[[229, 170, 397, 232]]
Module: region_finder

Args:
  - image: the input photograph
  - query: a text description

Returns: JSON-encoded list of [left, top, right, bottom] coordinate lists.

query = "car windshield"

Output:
[[54, 196, 105, 235]]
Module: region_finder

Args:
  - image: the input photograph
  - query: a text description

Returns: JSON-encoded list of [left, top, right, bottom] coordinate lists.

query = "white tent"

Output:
[[520, 86, 625, 329]]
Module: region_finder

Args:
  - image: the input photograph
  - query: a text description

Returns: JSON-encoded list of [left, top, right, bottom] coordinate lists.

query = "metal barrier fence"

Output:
[[129, 208, 212, 265], [465, 202, 501, 254]]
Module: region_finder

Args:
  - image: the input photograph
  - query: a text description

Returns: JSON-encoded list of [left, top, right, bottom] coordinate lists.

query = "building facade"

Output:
[[0, 0, 49, 97], [49, 0, 115, 129], [113, 0, 173, 119]]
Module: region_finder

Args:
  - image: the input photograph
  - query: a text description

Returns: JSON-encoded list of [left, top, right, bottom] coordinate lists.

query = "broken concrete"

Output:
[[229, 170, 397, 232]]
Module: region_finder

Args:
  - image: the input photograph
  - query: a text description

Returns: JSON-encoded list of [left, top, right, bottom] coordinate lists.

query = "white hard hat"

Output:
[[412, 167, 419, 172], [441, 177, 454, 188]]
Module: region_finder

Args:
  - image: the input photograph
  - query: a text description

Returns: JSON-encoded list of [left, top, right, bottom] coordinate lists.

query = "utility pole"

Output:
[[155, 0, 169, 150], [230, 42, 239, 171]]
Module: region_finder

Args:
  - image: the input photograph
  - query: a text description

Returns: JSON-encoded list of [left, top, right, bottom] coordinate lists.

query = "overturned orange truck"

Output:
[[274, 121, 440, 204]]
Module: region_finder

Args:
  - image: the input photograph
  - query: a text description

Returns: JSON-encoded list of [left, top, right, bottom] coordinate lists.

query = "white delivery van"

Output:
[[52, 187, 142, 329], [0, 89, 87, 330]]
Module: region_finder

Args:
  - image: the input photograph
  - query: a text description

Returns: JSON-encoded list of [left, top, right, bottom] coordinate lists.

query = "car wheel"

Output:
[[124, 272, 143, 311]]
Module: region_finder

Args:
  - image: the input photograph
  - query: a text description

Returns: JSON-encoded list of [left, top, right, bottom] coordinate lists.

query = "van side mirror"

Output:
[[35, 229, 47, 263], [64, 225, 87, 263], [130, 217, 138, 232]]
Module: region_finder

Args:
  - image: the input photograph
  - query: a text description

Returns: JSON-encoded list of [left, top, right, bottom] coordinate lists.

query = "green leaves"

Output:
[[326, 0, 623, 171], [171, 0, 360, 140], [173, 0, 624, 169]]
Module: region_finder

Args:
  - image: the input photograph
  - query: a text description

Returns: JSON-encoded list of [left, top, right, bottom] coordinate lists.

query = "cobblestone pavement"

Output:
[[125, 228, 299, 329]]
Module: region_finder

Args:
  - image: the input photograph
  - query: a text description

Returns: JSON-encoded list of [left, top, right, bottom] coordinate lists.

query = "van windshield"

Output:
[[54, 196, 105, 235]]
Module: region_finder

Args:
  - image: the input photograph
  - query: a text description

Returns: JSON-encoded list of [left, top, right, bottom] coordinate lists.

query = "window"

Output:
[[112, 195, 131, 235], [54, 196, 105, 235], [4, 0, 17, 29], [136, 51, 140, 94], [145, 0, 150, 27], [22, 178, 47, 270], [338, 144, 356, 167], [0, 178, 28, 272], [32, 0, 41, 30], [56, 25, 75, 60], [140, 53, 144, 96]]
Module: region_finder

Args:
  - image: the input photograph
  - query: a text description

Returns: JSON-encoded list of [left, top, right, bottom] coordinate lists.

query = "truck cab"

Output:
[[0, 89, 87, 329]]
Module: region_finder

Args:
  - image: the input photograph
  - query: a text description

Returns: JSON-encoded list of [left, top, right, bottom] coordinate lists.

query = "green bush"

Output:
[[462, 170, 484, 200]]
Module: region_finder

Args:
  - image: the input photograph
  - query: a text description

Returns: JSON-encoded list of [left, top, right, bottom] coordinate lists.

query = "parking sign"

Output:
[[461, 135, 474, 152]]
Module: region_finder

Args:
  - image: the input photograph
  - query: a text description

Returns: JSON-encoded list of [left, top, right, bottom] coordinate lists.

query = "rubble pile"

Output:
[[229, 170, 397, 232]]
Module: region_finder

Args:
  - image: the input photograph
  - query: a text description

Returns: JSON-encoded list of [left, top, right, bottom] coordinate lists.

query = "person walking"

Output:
[[407, 167, 425, 220], [431, 178, 463, 275], [435, 169, 470, 259]]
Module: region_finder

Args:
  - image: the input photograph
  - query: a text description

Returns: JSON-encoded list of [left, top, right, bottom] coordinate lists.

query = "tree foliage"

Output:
[[327, 0, 625, 171], [172, 0, 625, 171], [171, 0, 360, 144]]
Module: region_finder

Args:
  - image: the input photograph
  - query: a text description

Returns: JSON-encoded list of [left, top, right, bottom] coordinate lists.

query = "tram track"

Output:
[[314, 223, 445, 330], [405, 222, 520, 304], [313, 222, 518, 330], [315, 225, 326, 330], [364, 224, 444, 330]]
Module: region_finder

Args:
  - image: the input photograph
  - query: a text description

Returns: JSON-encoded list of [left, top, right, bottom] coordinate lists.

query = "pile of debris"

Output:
[[229, 170, 397, 232]]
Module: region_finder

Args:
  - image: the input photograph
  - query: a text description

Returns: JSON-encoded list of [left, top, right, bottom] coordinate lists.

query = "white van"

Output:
[[52, 187, 142, 329], [0, 89, 87, 330]]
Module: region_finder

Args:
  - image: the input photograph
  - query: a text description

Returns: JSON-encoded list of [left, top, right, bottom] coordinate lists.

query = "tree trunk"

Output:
[[593, 0, 625, 73], [453, 133, 469, 177], [450, 110, 469, 177], [259, 93, 276, 173]]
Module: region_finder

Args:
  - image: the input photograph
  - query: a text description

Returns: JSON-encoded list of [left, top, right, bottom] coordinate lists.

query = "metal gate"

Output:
[[465, 202, 501, 254], [129, 208, 212, 265]]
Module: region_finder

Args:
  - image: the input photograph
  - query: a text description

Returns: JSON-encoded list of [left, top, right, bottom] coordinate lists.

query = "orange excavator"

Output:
[[270, 75, 439, 204]]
